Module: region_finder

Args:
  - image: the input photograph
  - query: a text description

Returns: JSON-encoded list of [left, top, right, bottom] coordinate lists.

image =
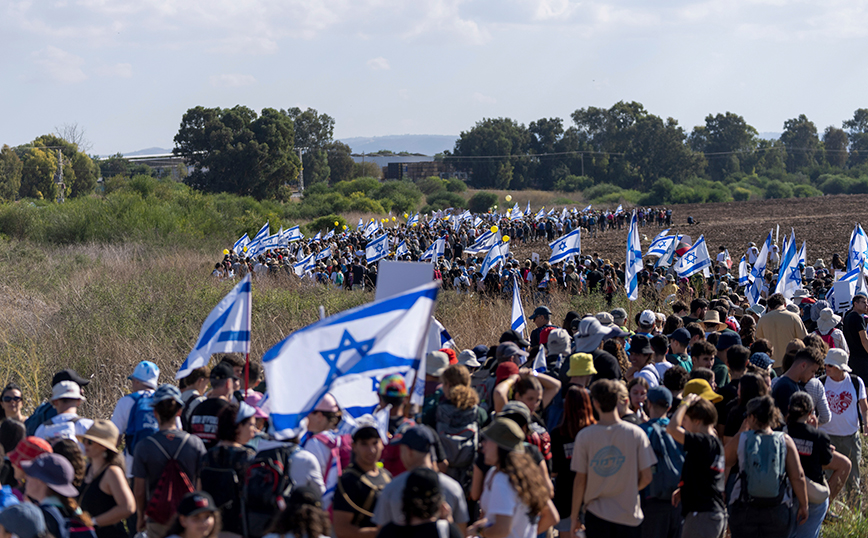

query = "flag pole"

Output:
[[244, 272, 253, 394]]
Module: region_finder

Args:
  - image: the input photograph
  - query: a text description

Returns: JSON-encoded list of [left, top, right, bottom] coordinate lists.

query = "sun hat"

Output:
[[426, 351, 450, 377], [496, 342, 529, 363], [638, 310, 656, 328], [702, 311, 727, 332], [682, 379, 722, 403], [749, 352, 774, 370], [0, 503, 47, 538], [716, 332, 742, 351], [566, 353, 597, 377], [78, 419, 119, 453], [816, 308, 842, 335], [747, 304, 766, 317], [20, 453, 79, 498], [128, 360, 160, 389], [825, 348, 851, 373], [647, 386, 673, 408], [814, 258, 825, 269], [481, 418, 525, 452], [243, 391, 269, 419], [499, 401, 531, 427], [177, 492, 219, 517], [8, 436, 52, 469], [457, 349, 481, 368], [547, 329, 570, 356], [629, 335, 653, 355], [50, 381, 85, 402], [610, 308, 628, 324], [378, 374, 408, 398], [574, 317, 629, 353]]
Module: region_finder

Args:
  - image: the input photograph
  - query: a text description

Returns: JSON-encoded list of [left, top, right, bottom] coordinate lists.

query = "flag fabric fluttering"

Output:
[[283, 225, 303, 243], [252, 222, 269, 243], [407, 213, 419, 227], [774, 230, 801, 298], [738, 256, 750, 287], [548, 228, 582, 265], [177, 275, 251, 379], [293, 253, 315, 277], [654, 233, 678, 269], [262, 282, 439, 439], [674, 235, 713, 279], [365, 234, 389, 264], [510, 278, 527, 338], [848, 223, 868, 272], [625, 211, 643, 301], [395, 240, 409, 258], [480, 241, 505, 278], [315, 247, 332, 262], [420, 238, 446, 262], [233, 233, 249, 256], [747, 231, 773, 305], [464, 231, 497, 255]]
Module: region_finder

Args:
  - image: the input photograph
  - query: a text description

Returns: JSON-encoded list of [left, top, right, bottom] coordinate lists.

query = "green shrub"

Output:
[[373, 181, 423, 213], [848, 176, 868, 194], [305, 214, 346, 235], [792, 184, 822, 197], [347, 192, 386, 214], [417, 176, 446, 195], [764, 180, 794, 199], [425, 191, 465, 210], [582, 183, 621, 200], [445, 178, 467, 193], [818, 174, 852, 195], [467, 192, 498, 213], [553, 175, 594, 192], [732, 186, 752, 201], [333, 177, 380, 197]]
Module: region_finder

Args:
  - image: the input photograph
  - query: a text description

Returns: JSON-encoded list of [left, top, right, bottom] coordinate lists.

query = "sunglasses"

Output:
[[2, 396, 21, 403]]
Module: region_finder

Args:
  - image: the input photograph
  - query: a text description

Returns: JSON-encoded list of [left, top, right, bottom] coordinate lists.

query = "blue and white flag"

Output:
[[532, 346, 546, 373], [395, 240, 409, 258], [582, 204, 591, 213], [293, 253, 315, 277], [625, 211, 643, 301], [510, 205, 523, 221], [283, 225, 303, 243], [655, 233, 678, 269], [549, 228, 581, 265], [406, 213, 419, 227], [312, 231, 322, 243], [357, 218, 364, 230], [420, 238, 446, 262], [747, 231, 774, 305], [233, 233, 249, 256], [177, 275, 251, 379], [316, 247, 332, 262], [432, 318, 456, 349], [263, 282, 439, 439], [365, 233, 389, 264], [738, 256, 750, 287], [848, 223, 868, 272], [775, 230, 801, 298], [615, 204, 623, 214], [473, 216, 483, 228], [480, 241, 505, 278], [465, 230, 497, 255], [510, 278, 527, 337], [535, 207, 546, 221], [363, 220, 378, 238], [646, 233, 681, 258], [525, 201, 531, 215], [797, 241, 806, 268], [252, 222, 269, 243], [675, 235, 712, 279], [324, 229, 334, 241]]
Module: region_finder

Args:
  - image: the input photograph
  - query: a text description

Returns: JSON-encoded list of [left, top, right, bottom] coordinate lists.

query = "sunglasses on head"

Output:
[[2, 396, 21, 403]]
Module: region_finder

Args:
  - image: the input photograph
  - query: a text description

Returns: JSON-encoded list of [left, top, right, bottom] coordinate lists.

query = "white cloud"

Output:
[[95, 63, 133, 78], [209, 74, 257, 87], [472, 92, 496, 104], [367, 57, 390, 70], [29, 46, 87, 84]]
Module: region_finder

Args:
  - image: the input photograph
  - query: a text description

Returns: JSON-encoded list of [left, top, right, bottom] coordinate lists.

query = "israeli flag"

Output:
[[655, 234, 678, 269], [480, 241, 505, 278], [535, 207, 546, 221], [324, 230, 334, 241], [357, 218, 364, 230], [280, 225, 301, 243], [615, 204, 623, 214], [747, 231, 773, 305], [406, 213, 419, 227], [395, 240, 409, 258], [316, 247, 332, 262], [510, 205, 524, 221], [848, 223, 868, 272], [532, 346, 547, 373], [775, 230, 801, 298], [465, 230, 497, 255], [738, 256, 750, 287], [177, 275, 251, 379], [646, 234, 680, 258], [293, 253, 315, 277], [625, 211, 643, 301], [263, 282, 439, 439], [510, 278, 527, 337], [365, 233, 389, 264], [432, 318, 456, 349], [582, 204, 592, 213], [252, 222, 269, 243], [420, 238, 446, 262], [549, 228, 582, 265], [363, 220, 378, 238], [797, 241, 806, 267], [233, 233, 249, 256], [473, 216, 483, 228], [675, 235, 712, 279]]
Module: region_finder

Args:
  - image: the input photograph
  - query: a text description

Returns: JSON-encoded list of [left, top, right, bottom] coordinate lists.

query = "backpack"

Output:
[[336, 465, 391, 527], [312, 432, 352, 480], [644, 421, 685, 501], [738, 430, 787, 507], [41, 505, 97, 538], [435, 403, 479, 482], [40, 416, 82, 444], [25, 402, 57, 436], [244, 443, 300, 538], [199, 446, 247, 512], [381, 418, 417, 477], [820, 374, 864, 430], [144, 433, 196, 525], [124, 392, 159, 454], [815, 329, 836, 349]]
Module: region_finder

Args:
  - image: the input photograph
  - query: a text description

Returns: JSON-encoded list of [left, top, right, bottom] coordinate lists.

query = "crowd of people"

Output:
[[0, 273, 864, 538]]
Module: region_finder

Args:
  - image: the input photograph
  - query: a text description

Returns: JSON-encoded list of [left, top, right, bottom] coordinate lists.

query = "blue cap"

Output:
[[129, 361, 160, 389], [716, 332, 742, 351], [749, 352, 774, 370], [669, 328, 691, 344], [0, 503, 46, 538], [647, 386, 673, 408], [151, 384, 183, 406], [394, 425, 437, 453], [235, 402, 256, 424]]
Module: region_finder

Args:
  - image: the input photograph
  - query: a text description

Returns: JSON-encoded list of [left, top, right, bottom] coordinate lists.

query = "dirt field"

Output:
[[513, 194, 868, 267]]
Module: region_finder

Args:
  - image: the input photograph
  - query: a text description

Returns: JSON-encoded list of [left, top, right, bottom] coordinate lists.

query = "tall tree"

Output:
[[281, 108, 335, 149], [843, 109, 868, 166], [174, 106, 299, 199], [626, 115, 705, 188], [450, 118, 530, 189], [18, 146, 60, 200], [0, 145, 23, 201], [823, 126, 849, 168], [780, 114, 819, 172], [528, 117, 564, 190], [689, 112, 757, 181], [327, 141, 355, 183]]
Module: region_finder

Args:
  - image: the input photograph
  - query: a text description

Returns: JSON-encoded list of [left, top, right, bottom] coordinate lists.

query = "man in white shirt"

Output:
[[33, 381, 94, 449], [820, 348, 868, 493], [110, 360, 161, 475]]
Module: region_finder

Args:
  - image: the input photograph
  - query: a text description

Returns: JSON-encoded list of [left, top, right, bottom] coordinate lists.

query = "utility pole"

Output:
[[298, 147, 304, 193], [55, 149, 65, 203]]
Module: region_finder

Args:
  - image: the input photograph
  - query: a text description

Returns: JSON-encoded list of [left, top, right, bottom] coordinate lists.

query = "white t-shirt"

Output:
[[635, 365, 660, 388], [34, 412, 94, 450], [480, 469, 538, 538], [820, 373, 866, 437], [653, 361, 673, 378]]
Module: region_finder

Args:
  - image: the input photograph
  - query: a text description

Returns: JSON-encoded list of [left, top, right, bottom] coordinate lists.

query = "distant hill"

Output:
[[338, 135, 457, 156], [123, 147, 173, 156]]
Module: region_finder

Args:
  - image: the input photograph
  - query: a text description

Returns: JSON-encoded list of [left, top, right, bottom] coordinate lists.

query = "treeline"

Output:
[[446, 103, 868, 204]]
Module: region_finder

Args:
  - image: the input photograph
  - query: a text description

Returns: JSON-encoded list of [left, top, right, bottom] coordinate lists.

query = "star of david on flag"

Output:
[[675, 235, 712, 279], [365, 233, 389, 264], [262, 282, 439, 439], [548, 228, 581, 264]]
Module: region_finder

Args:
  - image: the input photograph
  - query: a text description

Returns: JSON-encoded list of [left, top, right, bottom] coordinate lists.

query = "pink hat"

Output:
[[244, 391, 269, 419], [314, 393, 340, 412]]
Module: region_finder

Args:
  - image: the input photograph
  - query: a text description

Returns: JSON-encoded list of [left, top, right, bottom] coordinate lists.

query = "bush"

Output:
[[305, 214, 346, 235], [764, 180, 794, 199], [425, 191, 465, 211], [417, 176, 446, 195], [553, 175, 594, 192], [467, 191, 498, 213], [445, 178, 467, 193], [732, 186, 752, 201], [333, 177, 380, 197], [373, 181, 423, 214], [848, 177, 868, 194], [582, 183, 621, 200], [817, 174, 852, 195], [792, 184, 822, 197]]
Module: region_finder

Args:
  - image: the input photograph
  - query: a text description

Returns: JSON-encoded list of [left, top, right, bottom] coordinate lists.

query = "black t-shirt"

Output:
[[843, 311, 868, 375], [188, 398, 231, 450], [771, 377, 802, 417], [378, 521, 463, 538], [333, 464, 392, 528], [724, 402, 746, 439], [591, 349, 622, 381], [549, 428, 577, 516], [586, 270, 604, 291], [786, 422, 833, 484], [681, 432, 725, 515], [716, 379, 740, 426]]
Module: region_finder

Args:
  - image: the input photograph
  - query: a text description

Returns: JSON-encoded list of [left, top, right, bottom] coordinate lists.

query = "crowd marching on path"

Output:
[[3, 202, 868, 538]]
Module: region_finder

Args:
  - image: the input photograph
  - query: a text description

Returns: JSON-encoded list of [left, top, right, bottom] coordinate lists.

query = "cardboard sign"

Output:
[[531, 252, 540, 263], [833, 280, 855, 313], [375, 260, 434, 302]]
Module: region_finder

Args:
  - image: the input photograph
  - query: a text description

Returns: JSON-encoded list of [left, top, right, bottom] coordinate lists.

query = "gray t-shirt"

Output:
[[371, 469, 469, 527], [132, 429, 207, 496]]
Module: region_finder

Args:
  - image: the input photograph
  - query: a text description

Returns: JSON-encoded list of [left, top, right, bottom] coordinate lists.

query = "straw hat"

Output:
[[78, 419, 120, 453], [702, 310, 726, 332]]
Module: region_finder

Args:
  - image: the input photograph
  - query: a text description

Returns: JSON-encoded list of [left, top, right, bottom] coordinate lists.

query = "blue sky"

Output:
[[2, 0, 867, 156]]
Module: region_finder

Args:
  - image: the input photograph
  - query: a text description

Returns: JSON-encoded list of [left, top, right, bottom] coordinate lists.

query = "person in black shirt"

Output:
[[842, 292, 868, 381], [667, 394, 727, 538], [771, 348, 823, 417], [186, 363, 237, 449], [333, 424, 391, 538], [529, 306, 556, 348]]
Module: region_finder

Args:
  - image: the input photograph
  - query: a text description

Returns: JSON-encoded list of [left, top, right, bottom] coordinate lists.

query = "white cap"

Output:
[[639, 310, 656, 327], [51, 381, 86, 402]]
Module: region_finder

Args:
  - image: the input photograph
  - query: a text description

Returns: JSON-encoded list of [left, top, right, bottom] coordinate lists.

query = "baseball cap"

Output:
[[313, 393, 340, 413], [547, 329, 570, 356], [405, 467, 441, 500], [21, 453, 79, 498], [499, 401, 531, 427], [129, 360, 160, 389], [496, 342, 529, 363], [457, 349, 481, 368], [716, 332, 742, 351], [0, 503, 47, 538], [177, 492, 219, 517], [8, 436, 53, 469], [749, 352, 774, 370], [151, 384, 183, 406], [499, 330, 530, 348], [610, 308, 628, 323], [379, 374, 408, 398], [426, 351, 450, 377], [647, 386, 673, 408], [51, 369, 90, 387], [495, 362, 519, 385], [394, 425, 437, 453], [235, 402, 256, 424], [531, 306, 551, 319], [50, 381, 85, 402], [639, 310, 656, 327], [210, 362, 238, 381], [668, 328, 691, 344]]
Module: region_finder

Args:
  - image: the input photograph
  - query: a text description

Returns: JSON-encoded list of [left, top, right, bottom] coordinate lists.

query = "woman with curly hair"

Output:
[[469, 418, 558, 538], [739, 315, 757, 347], [264, 485, 331, 538], [602, 339, 630, 379]]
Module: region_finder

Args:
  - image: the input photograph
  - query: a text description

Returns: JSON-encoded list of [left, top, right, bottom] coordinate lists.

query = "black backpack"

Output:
[[244, 443, 300, 538]]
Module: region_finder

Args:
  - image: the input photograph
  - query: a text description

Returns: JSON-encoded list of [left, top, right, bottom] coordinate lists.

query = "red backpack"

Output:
[[145, 433, 196, 525], [815, 329, 836, 349]]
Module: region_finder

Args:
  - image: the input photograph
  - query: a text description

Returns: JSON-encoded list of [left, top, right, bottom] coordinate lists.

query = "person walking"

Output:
[[78, 420, 135, 538]]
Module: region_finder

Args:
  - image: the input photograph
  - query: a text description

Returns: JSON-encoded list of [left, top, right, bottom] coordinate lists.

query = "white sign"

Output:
[[531, 252, 540, 263], [375, 260, 435, 302]]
